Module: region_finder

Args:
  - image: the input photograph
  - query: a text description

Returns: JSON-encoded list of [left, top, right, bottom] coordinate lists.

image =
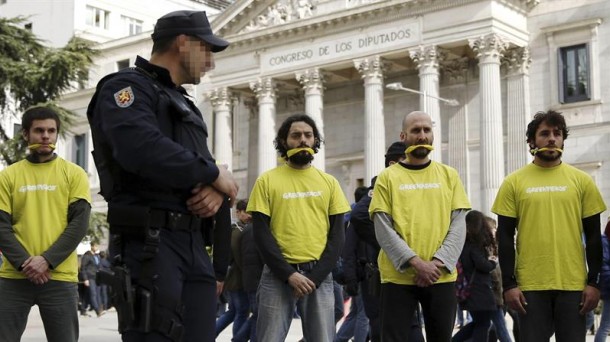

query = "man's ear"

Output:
[[22, 130, 28, 143]]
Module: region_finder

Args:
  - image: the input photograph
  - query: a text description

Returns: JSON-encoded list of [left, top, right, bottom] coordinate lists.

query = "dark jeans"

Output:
[[0, 278, 79, 342], [519, 290, 585, 342], [86, 278, 101, 312], [215, 290, 249, 336], [451, 310, 493, 342], [115, 229, 217, 342], [233, 290, 258, 342], [380, 282, 457, 342]]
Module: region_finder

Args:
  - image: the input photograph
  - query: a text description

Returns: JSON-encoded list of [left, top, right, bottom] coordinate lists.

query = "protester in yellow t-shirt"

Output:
[[0, 107, 91, 342], [369, 111, 471, 342], [492, 110, 606, 342], [247, 114, 350, 342]]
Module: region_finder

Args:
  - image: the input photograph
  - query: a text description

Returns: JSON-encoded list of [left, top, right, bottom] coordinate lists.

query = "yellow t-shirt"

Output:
[[0, 158, 91, 282], [369, 161, 471, 285], [492, 162, 606, 291], [247, 164, 350, 263]]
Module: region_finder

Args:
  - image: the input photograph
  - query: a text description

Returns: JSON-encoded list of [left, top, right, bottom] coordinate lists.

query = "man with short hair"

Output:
[[87, 10, 238, 342], [492, 110, 606, 342], [81, 242, 103, 316], [369, 111, 471, 341], [247, 114, 351, 342], [0, 106, 92, 342]]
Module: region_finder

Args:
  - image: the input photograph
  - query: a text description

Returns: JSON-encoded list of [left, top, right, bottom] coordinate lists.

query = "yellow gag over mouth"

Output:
[[28, 143, 56, 151], [405, 144, 434, 155], [530, 147, 563, 155], [286, 147, 315, 158]]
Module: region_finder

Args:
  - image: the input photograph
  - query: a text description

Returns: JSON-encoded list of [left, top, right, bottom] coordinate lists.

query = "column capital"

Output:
[[409, 45, 443, 72], [249, 77, 276, 101], [208, 87, 231, 108], [503, 46, 531, 76], [469, 34, 509, 64], [354, 56, 386, 79], [296, 68, 325, 93], [441, 57, 470, 85]]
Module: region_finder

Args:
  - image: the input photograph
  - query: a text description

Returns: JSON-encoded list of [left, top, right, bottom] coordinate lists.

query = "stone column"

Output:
[[355, 56, 386, 185], [470, 34, 509, 215], [505, 47, 532, 173], [296, 68, 326, 171], [410, 45, 442, 162], [249, 77, 277, 175], [443, 58, 471, 195], [209, 87, 233, 170]]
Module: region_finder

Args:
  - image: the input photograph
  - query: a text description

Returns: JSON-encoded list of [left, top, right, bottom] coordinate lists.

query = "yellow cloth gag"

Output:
[[286, 147, 315, 158], [27, 143, 56, 151]]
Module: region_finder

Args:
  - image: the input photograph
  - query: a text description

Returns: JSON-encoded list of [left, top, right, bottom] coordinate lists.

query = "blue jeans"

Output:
[[257, 265, 335, 342], [520, 290, 585, 342], [491, 307, 513, 342], [595, 299, 610, 342], [452, 310, 493, 342], [233, 290, 258, 342], [0, 278, 79, 342], [215, 290, 249, 337], [335, 288, 369, 342]]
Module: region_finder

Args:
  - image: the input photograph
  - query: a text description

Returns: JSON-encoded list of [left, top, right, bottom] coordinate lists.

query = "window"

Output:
[[559, 44, 590, 103], [74, 134, 88, 170], [116, 59, 130, 71], [122, 16, 143, 36], [86, 6, 110, 29]]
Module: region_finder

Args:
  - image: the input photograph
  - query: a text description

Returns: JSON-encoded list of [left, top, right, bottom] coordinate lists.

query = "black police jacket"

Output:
[[87, 56, 220, 213]]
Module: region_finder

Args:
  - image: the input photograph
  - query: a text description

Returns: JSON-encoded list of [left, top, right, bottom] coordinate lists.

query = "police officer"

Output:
[[87, 10, 238, 342]]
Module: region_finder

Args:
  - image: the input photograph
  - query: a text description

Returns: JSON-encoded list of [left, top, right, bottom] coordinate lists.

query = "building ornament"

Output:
[[354, 56, 386, 79], [208, 87, 231, 108], [241, 0, 314, 33], [469, 34, 509, 63], [503, 46, 531, 76], [249, 77, 277, 100], [296, 68, 325, 93]]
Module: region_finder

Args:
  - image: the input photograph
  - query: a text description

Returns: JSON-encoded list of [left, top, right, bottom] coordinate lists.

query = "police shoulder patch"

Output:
[[114, 86, 135, 108]]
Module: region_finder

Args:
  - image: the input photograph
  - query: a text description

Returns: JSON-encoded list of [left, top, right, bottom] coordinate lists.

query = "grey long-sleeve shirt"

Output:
[[373, 209, 468, 273]]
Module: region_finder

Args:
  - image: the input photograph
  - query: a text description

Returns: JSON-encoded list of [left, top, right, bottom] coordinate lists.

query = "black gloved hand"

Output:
[[345, 281, 359, 297]]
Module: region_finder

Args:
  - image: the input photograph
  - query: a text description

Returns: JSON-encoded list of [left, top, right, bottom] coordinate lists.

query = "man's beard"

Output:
[[288, 151, 314, 166], [537, 148, 562, 162], [410, 146, 431, 159]]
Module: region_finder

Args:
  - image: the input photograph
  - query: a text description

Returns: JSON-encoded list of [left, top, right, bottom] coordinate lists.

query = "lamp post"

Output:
[[385, 82, 459, 112]]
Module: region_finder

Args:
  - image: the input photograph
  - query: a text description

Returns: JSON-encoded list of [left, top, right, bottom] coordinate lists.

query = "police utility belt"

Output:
[[107, 204, 201, 235]]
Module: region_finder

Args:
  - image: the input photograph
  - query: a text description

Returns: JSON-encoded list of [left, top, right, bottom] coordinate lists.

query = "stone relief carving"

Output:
[[241, 0, 315, 33]]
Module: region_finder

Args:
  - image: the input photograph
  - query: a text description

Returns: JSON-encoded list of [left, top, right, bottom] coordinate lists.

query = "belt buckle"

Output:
[[167, 212, 182, 230]]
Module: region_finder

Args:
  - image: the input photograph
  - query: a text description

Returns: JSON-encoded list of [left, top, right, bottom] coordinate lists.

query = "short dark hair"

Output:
[[526, 110, 569, 144], [384, 141, 406, 167], [354, 186, 368, 203], [22, 106, 61, 134], [151, 36, 177, 55], [235, 199, 248, 211], [274, 114, 322, 158]]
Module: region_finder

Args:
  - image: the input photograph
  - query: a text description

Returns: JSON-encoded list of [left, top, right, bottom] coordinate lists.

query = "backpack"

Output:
[[455, 260, 475, 303]]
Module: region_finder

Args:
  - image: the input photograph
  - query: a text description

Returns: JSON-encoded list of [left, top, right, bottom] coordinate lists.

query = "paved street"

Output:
[[21, 304, 599, 341]]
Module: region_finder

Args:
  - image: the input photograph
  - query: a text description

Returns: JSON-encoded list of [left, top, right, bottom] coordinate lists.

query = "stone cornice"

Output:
[[219, 0, 486, 54]]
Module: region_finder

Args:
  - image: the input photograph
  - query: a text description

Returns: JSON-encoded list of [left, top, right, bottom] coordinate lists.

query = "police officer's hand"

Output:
[[187, 185, 224, 218], [212, 165, 238, 201], [288, 272, 316, 298], [504, 287, 527, 315], [580, 285, 600, 315], [22, 256, 51, 285], [409, 256, 441, 287]]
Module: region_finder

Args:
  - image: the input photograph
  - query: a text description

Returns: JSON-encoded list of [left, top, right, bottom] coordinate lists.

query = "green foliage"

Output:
[[0, 16, 98, 165], [88, 211, 108, 245]]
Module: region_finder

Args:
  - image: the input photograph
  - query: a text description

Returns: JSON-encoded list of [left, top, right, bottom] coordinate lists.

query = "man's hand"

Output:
[[410, 256, 441, 287], [212, 165, 238, 201], [504, 287, 527, 315], [287, 272, 316, 298], [187, 185, 224, 218], [580, 285, 600, 315], [22, 256, 51, 285], [84, 279, 90, 287]]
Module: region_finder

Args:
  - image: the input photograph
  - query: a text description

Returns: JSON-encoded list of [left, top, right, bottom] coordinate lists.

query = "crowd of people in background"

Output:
[[78, 242, 113, 318]]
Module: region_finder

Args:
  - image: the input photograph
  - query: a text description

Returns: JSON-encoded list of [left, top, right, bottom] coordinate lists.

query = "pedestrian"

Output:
[[87, 10, 238, 342], [492, 110, 606, 342], [81, 243, 103, 316], [247, 113, 351, 342], [369, 111, 471, 341], [215, 199, 251, 337], [594, 218, 610, 342], [0, 106, 92, 341], [451, 210, 498, 342]]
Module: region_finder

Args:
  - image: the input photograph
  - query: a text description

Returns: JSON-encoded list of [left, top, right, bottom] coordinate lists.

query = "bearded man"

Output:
[[247, 113, 350, 342]]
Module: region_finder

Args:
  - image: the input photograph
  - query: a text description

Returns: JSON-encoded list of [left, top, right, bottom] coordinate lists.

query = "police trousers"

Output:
[[115, 228, 216, 342]]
